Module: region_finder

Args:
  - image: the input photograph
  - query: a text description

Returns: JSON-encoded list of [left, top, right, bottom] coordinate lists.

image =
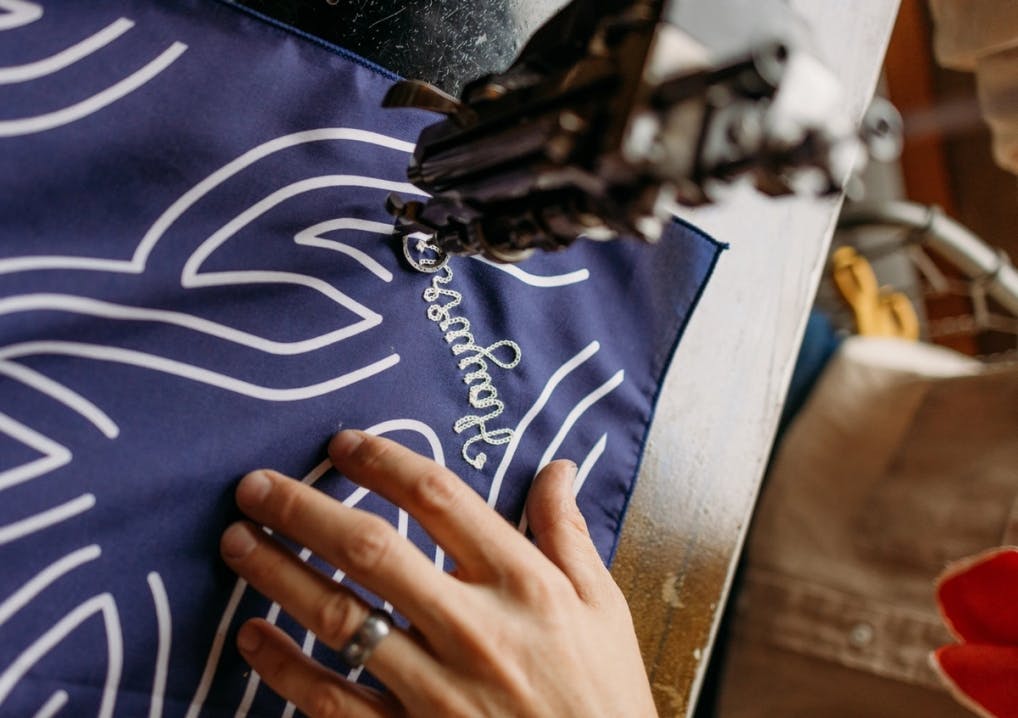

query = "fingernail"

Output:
[[237, 622, 263, 654], [564, 461, 578, 480], [221, 522, 258, 560], [237, 470, 272, 507], [331, 429, 366, 459]]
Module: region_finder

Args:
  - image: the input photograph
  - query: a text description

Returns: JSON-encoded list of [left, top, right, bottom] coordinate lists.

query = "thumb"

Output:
[[525, 460, 610, 604]]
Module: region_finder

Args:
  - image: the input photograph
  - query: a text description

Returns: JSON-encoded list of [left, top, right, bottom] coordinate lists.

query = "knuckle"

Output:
[[554, 506, 591, 541], [343, 516, 394, 573], [245, 542, 287, 583], [313, 593, 362, 648], [411, 469, 459, 514], [506, 564, 571, 606], [271, 481, 304, 527], [307, 682, 349, 718]]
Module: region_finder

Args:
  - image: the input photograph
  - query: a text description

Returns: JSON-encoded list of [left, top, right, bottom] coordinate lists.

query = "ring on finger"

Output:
[[338, 608, 393, 668]]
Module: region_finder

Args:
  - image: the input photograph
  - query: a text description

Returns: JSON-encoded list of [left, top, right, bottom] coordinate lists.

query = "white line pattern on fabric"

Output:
[[486, 342, 600, 508], [0, 411, 71, 491], [0, 494, 94, 546], [0, 1, 42, 31], [147, 573, 171, 718], [471, 256, 590, 287], [0, 42, 188, 137], [0, 545, 101, 626], [0, 129, 419, 276], [0, 593, 123, 718], [185, 579, 249, 718], [0, 291, 382, 356], [0, 17, 134, 84], [537, 371, 623, 471], [0, 14, 610, 712], [294, 219, 396, 282], [0, 342, 400, 401], [30, 690, 68, 718], [0, 359, 119, 437], [573, 433, 607, 497]]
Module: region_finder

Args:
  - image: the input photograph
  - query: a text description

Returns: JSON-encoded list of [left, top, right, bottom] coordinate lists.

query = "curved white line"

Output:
[[147, 573, 171, 718], [0, 545, 101, 626], [537, 370, 623, 470], [185, 269, 381, 333], [294, 219, 395, 282], [0, 42, 187, 137], [0, 129, 421, 276], [182, 176, 419, 303], [0, 17, 134, 85], [0, 294, 375, 356], [0, 0, 41, 31], [0, 494, 95, 546], [0, 342, 400, 401], [299, 459, 332, 487], [0, 412, 70, 491], [486, 341, 600, 508], [0, 593, 123, 718], [471, 256, 590, 287], [573, 433, 607, 497], [364, 419, 445, 464], [184, 579, 247, 718], [0, 359, 118, 437], [32, 690, 68, 718]]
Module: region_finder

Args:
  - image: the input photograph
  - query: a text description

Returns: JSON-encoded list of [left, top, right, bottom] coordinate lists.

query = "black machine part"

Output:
[[237, 0, 900, 264], [381, 0, 900, 262]]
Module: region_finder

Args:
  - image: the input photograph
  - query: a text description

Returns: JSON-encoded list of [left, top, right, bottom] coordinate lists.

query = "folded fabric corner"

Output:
[[931, 644, 1018, 718], [936, 547, 1018, 644]]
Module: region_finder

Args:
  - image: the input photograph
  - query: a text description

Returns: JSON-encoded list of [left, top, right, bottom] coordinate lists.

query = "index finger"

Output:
[[329, 430, 538, 580]]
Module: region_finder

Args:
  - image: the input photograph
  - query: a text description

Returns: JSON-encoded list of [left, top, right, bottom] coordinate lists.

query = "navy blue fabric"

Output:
[[0, 2, 724, 716]]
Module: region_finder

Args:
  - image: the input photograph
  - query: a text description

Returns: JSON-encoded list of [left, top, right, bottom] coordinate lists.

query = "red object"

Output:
[[932, 547, 1018, 718]]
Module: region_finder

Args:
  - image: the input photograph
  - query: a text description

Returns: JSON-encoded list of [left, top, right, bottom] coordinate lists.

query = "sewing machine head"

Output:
[[382, 0, 900, 263]]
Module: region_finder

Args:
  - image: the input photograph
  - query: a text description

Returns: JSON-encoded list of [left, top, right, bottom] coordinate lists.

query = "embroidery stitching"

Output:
[[416, 240, 521, 470]]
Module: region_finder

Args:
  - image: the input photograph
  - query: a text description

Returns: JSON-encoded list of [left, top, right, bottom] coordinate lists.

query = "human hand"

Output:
[[220, 429, 658, 717]]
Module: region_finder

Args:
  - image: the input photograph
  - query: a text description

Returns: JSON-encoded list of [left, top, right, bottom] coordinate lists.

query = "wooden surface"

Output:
[[610, 3, 901, 715]]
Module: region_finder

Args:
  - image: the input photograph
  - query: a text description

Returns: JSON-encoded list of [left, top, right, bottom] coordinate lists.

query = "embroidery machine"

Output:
[[378, 0, 902, 262], [239, 0, 900, 264]]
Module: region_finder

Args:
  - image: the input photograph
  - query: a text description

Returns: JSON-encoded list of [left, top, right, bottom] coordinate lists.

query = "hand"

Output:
[[220, 429, 658, 717]]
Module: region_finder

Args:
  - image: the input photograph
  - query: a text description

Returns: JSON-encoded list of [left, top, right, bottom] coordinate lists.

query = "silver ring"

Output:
[[338, 609, 393, 668]]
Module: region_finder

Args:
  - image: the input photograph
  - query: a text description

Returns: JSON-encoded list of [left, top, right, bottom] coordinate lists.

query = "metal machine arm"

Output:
[[383, 0, 899, 263]]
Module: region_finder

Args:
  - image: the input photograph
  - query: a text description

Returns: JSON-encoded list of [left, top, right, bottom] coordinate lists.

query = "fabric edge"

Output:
[[606, 220, 727, 564]]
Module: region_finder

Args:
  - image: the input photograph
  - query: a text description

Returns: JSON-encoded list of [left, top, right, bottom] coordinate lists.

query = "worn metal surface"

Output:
[[231, 1, 899, 714], [237, 0, 567, 94]]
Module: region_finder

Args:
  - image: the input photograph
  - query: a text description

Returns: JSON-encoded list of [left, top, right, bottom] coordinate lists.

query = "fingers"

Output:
[[236, 619, 398, 718], [221, 523, 443, 703], [222, 521, 370, 648], [328, 431, 537, 580], [524, 460, 611, 604], [233, 470, 456, 635]]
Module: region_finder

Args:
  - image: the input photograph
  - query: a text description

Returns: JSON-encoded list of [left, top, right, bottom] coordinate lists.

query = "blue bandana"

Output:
[[0, 1, 723, 715]]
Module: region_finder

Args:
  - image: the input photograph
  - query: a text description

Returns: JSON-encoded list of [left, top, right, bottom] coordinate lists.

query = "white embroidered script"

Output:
[[419, 250, 521, 470]]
